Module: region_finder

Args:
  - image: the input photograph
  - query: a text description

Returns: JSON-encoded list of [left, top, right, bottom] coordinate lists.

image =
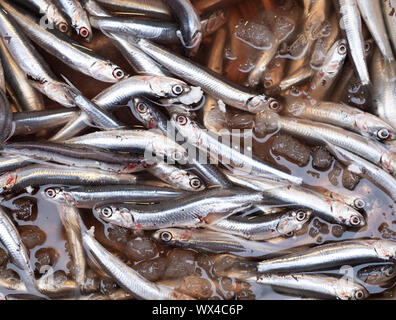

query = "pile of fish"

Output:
[[0, 0, 395, 300]]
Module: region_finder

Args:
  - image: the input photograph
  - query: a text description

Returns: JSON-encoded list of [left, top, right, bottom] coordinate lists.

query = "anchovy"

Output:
[[371, 47, 396, 130], [208, 209, 312, 241], [0, 164, 136, 194], [356, 0, 394, 61], [14, 0, 69, 33], [383, 0, 396, 54], [256, 239, 396, 273], [283, 99, 396, 141], [0, 38, 44, 112], [164, 0, 202, 55], [247, 273, 369, 300], [278, 66, 315, 92], [328, 144, 396, 202], [0, 155, 33, 173], [43, 185, 187, 208], [0, 88, 13, 144], [134, 38, 279, 114], [171, 114, 303, 185], [274, 116, 396, 176], [337, 0, 369, 85], [152, 228, 296, 258], [308, 39, 347, 101], [224, 171, 365, 227], [0, 3, 75, 107], [0, 205, 36, 291], [357, 263, 396, 285], [54, 0, 92, 41], [2, 0, 126, 83], [13, 109, 76, 136], [94, 188, 265, 230], [56, 205, 86, 291], [311, 186, 366, 210], [82, 227, 194, 300]]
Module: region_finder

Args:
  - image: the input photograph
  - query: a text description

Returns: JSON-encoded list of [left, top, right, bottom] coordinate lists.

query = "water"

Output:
[[0, 0, 395, 300]]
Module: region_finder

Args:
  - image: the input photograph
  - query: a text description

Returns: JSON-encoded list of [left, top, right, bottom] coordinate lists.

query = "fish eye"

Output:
[[264, 80, 273, 88], [160, 231, 172, 242], [285, 231, 294, 237], [45, 188, 57, 198], [354, 198, 366, 210], [350, 215, 362, 226], [377, 128, 390, 140], [269, 100, 281, 111], [176, 115, 188, 126], [189, 177, 202, 189], [79, 27, 90, 38], [338, 44, 347, 55], [296, 210, 306, 221], [364, 42, 371, 52], [136, 102, 148, 113], [113, 68, 124, 79], [384, 266, 394, 277], [58, 23, 69, 33], [172, 151, 183, 161], [354, 290, 365, 300], [172, 84, 184, 96], [101, 207, 113, 218]]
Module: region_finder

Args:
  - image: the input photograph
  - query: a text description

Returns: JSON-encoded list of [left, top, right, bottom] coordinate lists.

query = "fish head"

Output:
[[247, 96, 282, 114], [94, 204, 133, 229], [147, 76, 191, 99], [277, 209, 312, 236], [168, 169, 205, 191], [201, 9, 226, 36], [0, 172, 16, 193], [170, 113, 202, 145], [42, 187, 74, 205], [29, 80, 76, 108], [152, 228, 190, 246], [89, 61, 126, 83], [46, 4, 69, 33], [330, 201, 366, 228], [359, 264, 396, 285], [373, 240, 396, 260], [129, 98, 158, 129], [381, 151, 396, 175], [354, 113, 396, 141], [75, 20, 92, 42], [150, 134, 189, 164], [335, 278, 369, 300]]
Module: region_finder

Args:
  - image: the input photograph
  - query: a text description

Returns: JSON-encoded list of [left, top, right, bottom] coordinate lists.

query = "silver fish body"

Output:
[[382, 0, 396, 54]]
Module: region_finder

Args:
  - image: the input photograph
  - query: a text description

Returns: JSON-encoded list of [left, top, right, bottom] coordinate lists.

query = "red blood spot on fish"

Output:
[[5, 176, 14, 186], [135, 223, 144, 229]]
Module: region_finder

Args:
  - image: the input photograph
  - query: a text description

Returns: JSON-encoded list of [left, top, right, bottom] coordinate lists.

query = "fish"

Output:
[[256, 239, 396, 273], [43, 185, 187, 208], [356, 0, 394, 61], [283, 99, 396, 141], [224, 171, 365, 227], [2, 0, 126, 83], [94, 188, 265, 230], [170, 114, 303, 185], [0, 88, 13, 144], [357, 263, 396, 285], [134, 38, 279, 114], [278, 66, 315, 92], [164, 0, 202, 56], [337, 0, 370, 85], [208, 209, 312, 241], [54, 0, 92, 41], [0, 164, 137, 194], [82, 227, 194, 300], [382, 0, 396, 54]]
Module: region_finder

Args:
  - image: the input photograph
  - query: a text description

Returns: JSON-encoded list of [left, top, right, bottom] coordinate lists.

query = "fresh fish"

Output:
[[134, 38, 279, 114], [273, 116, 396, 176], [43, 185, 186, 208], [13, 109, 76, 136], [283, 99, 396, 141], [278, 66, 315, 92], [382, 0, 396, 54], [337, 0, 370, 85], [170, 114, 303, 185], [54, 0, 92, 41], [208, 209, 312, 241], [94, 188, 265, 230], [0, 205, 36, 291], [224, 171, 365, 227], [371, 47, 396, 129], [2, 0, 126, 83], [65, 129, 189, 164], [356, 0, 394, 61], [56, 205, 86, 290], [82, 227, 194, 300], [0, 88, 13, 144], [152, 228, 294, 258], [262, 56, 287, 93], [0, 4, 75, 107], [14, 0, 69, 33], [164, 0, 202, 55], [95, 0, 172, 20], [308, 39, 347, 101], [357, 263, 396, 285], [0, 155, 33, 173], [311, 186, 366, 210], [146, 162, 205, 192], [256, 239, 396, 273], [0, 38, 44, 112], [247, 273, 369, 300], [0, 164, 137, 194], [328, 144, 396, 202]]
